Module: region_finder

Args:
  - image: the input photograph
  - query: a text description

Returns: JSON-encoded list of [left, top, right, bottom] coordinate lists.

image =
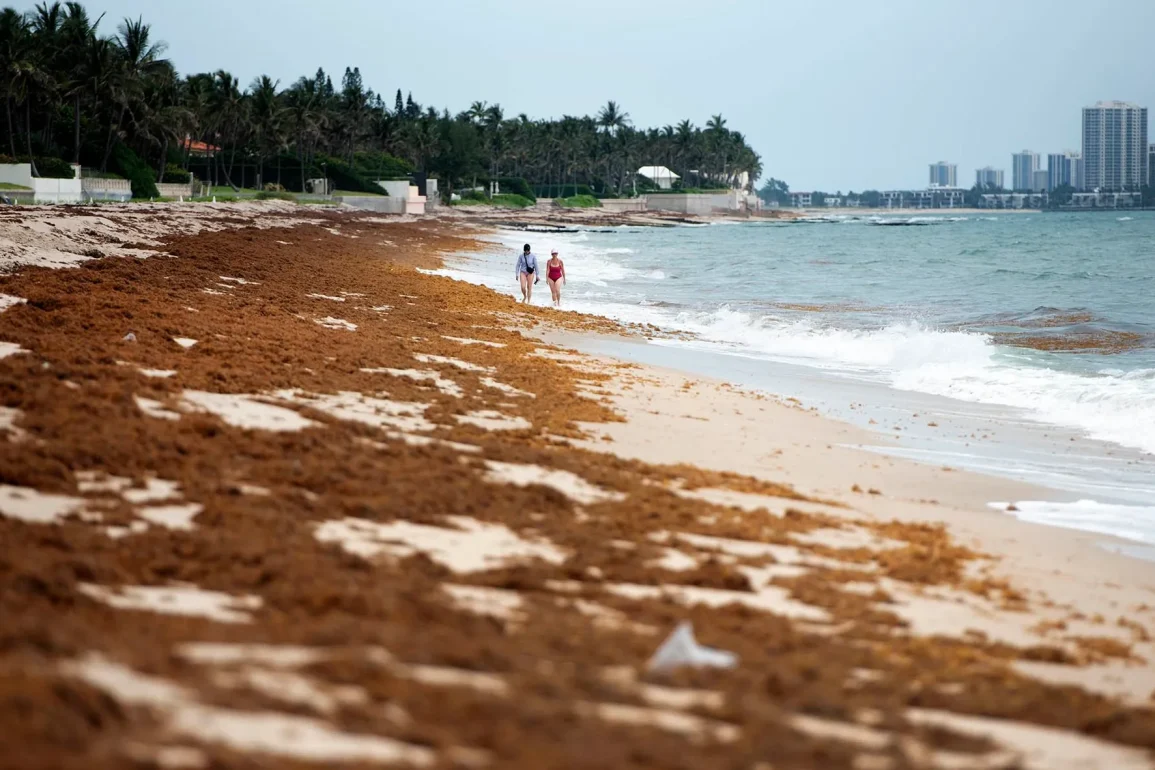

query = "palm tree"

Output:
[[597, 99, 629, 137], [0, 8, 30, 159], [208, 70, 245, 189], [101, 16, 168, 170], [249, 74, 282, 187], [59, 2, 101, 164], [7, 12, 52, 175]]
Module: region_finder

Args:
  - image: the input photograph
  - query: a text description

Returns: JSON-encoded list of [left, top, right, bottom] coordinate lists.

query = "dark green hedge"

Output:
[[497, 177, 535, 202], [316, 154, 379, 194], [532, 183, 593, 199], [161, 164, 191, 184], [111, 143, 159, 199]]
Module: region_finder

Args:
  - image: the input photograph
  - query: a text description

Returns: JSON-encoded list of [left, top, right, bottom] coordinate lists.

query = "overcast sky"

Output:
[[76, 0, 1155, 191]]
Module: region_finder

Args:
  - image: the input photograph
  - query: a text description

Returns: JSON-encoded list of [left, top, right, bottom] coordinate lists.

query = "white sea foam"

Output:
[[437, 227, 1155, 461], [989, 500, 1155, 546]]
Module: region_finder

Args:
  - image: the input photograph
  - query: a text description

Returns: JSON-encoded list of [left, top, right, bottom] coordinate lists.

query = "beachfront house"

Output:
[[636, 166, 680, 190], [790, 191, 813, 207]]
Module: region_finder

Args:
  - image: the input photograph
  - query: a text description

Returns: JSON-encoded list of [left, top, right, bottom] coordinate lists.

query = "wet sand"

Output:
[[2, 202, 1155, 769]]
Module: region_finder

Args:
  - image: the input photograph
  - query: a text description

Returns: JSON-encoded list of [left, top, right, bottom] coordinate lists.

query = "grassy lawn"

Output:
[[0, 182, 33, 191], [491, 193, 534, 209]]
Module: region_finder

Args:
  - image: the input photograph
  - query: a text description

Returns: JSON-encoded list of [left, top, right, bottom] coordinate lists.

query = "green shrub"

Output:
[[255, 190, 294, 201], [497, 177, 535, 202], [557, 194, 601, 208], [352, 150, 413, 180], [161, 164, 191, 184], [263, 182, 286, 192], [459, 189, 490, 202], [315, 154, 379, 194], [491, 193, 534, 209], [533, 183, 593, 199], [111, 144, 159, 199]]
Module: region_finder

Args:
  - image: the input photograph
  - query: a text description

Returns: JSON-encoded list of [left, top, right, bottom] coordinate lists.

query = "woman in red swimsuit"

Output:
[[545, 249, 566, 307]]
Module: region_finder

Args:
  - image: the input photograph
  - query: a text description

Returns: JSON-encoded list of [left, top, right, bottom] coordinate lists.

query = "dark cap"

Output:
[[523, 244, 531, 252]]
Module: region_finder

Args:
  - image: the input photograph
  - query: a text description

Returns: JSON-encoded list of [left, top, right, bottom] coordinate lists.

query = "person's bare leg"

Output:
[[548, 278, 560, 306], [519, 273, 528, 302], [526, 276, 534, 303]]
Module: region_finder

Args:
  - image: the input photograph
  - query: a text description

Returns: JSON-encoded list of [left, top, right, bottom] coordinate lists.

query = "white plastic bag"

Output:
[[647, 621, 737, 672]]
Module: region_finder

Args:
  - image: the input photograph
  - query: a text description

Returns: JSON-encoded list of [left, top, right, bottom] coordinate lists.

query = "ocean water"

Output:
[[434, 212, 1155, 545]]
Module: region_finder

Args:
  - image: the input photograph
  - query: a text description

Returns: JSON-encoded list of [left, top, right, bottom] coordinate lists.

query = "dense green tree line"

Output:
[[0, 2, 763, 198]]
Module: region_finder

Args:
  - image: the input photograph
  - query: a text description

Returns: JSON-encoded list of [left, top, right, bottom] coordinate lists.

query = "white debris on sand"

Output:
[[173, 337, 198, 349], [647, 622, 737, 672], [306, 293, 345, 302], [139, 368, 177, 378]]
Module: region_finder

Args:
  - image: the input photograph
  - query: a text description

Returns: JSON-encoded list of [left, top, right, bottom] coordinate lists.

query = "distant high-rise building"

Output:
[[1031, 169, 1049, 192], [1047, 151, 1083, 190], [974, 167, 1005, 189], [1070, 152, 1085, 191], [1082, 101, 1148, 191], [1012, 151, 1040, 191], [929, 161, 957, 187], [1149, 144, 1155, 188]]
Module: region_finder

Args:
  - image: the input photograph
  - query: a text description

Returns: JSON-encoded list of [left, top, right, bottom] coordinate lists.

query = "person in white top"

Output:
[[514, 243, 538, 303]]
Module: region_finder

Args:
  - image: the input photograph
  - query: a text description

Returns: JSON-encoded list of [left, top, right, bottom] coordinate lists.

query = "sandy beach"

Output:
[[2, 202, 1155, 769]]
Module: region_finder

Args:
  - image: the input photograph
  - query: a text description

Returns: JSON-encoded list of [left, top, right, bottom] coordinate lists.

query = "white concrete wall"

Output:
[[0, 163, 33, 187], [32, 177, 84, 203], [337, 195, 404, 214], [644, 193, 734, 215], [378, 181, 410, 198], [0, 164, 84, 203], [156, 182, 194, 198], [601, 198, 647, 213]]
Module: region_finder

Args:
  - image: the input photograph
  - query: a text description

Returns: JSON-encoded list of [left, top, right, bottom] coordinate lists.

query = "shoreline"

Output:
[[2, 202, 1155, 767]]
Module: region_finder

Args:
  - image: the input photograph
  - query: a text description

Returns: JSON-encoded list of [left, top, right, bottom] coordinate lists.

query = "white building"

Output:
[[1082, 101, 1148, 191], [928, 161, 957, 188], [790, 191, 813, 207], [975, 167, 1005, 189], [1046, 151, 1082, 191], [636, 166, 680, 190]]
